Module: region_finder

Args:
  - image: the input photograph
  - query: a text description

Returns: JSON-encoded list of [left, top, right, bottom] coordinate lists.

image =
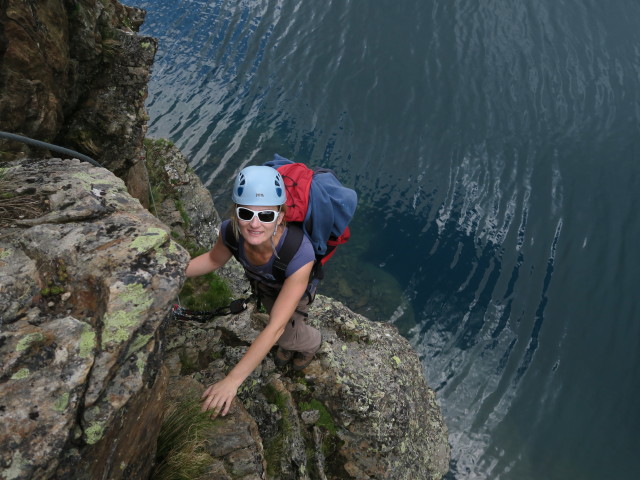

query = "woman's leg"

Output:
[[258, 284, 321, 355]]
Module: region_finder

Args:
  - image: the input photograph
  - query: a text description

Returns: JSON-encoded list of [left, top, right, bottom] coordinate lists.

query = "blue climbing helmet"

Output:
[[232, 165, 286, 206]]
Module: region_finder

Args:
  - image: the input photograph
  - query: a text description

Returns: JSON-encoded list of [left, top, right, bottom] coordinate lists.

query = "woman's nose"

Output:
[[249, 215, 261, 227]]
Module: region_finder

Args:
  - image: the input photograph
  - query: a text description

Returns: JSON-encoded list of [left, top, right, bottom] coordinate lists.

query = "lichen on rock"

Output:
[[0, 157, 189, 480]]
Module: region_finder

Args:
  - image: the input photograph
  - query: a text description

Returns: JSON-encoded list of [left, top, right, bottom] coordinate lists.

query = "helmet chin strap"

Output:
[[273, 214, 283, 236], [270, 224, 281, 259]]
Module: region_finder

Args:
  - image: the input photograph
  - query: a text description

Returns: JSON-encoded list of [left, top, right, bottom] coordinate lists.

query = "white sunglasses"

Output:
[[236, 207, 280, 223]]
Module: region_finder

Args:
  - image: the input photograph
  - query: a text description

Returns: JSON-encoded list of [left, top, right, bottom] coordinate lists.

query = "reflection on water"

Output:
[[133, 0, 640, 478], [319, 209, 415, 327]]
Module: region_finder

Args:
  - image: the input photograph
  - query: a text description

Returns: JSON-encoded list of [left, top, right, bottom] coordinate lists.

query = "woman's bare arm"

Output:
[[200, 260, 314, 416], [185, 234, 233, 277]]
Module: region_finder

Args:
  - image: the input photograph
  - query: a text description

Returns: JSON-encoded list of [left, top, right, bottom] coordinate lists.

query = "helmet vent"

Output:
[[275, 176, 282, 198]]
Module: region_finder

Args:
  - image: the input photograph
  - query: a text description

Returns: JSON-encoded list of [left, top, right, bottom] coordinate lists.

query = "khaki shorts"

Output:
[[256, 282, 321, 355]]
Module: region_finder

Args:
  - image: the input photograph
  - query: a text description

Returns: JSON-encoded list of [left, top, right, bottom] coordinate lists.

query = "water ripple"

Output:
[[134, 0, 640, 477]]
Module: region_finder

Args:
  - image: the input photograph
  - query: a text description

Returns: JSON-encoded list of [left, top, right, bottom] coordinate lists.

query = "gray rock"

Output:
[[0, 158, 189, 480], [0, 316, 93, 480], [301, 410, 321, 425], [0, 245, 38, 325], [0, 0, 156, 204], [163, 292, 450, 479], [305, 295, 451, 479], [144, 138, 220, 253]]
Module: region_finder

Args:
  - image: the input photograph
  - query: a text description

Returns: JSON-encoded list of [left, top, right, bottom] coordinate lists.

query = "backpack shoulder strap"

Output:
[[222, 223, 240, 260], [272, 224, 305, 284]]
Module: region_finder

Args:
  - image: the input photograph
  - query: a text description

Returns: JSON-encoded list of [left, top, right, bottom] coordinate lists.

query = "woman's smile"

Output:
[[237, 205, 281, 246], [246, 224, 266, 238]]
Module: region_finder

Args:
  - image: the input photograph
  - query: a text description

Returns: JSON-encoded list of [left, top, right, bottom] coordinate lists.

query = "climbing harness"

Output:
[[171, 298, 250, 322]]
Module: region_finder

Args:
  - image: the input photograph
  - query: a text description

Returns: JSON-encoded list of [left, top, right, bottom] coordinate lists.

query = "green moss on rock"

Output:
[[178, 272, 231, 312], [11, 368, 31, 380], [16, 332, 45, 352], [263, 384, 294, 477], [79, 327, 96, 358], [53, 393, 70, 412], [299, 399, 337, 434], [85, 422, 105, 445]]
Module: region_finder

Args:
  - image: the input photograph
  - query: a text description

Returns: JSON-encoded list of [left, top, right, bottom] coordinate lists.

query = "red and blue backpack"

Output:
[[224, 154, 358, 284]]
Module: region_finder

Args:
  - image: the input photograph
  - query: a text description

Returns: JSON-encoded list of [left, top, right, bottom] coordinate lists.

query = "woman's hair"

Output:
[[228, 203, 288, 241]]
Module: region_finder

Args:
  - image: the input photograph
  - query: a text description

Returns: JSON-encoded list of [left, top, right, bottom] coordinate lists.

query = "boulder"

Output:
[[0, 157, 189, 479], [303, 296, 450, 479], [164, 294, 450, 479]]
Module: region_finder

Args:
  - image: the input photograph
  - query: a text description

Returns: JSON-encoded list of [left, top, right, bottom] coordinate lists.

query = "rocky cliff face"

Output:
[[0, 0, 156, 204], [0, 157, 188, 479], [143, 138, 221, 253], [149, 146, 450, 479], [164, 292, 450, 479], [0, 153, 450, 480], [0, 1, 450, 479]]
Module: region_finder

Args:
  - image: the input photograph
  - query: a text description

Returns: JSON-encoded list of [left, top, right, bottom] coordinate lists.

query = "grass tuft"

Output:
[[152, 398, 217, 480], [263, 384, 294, 476], [179, 272, 231, 312], [0, 170, 46, 226], [299, 399, 337, 434]]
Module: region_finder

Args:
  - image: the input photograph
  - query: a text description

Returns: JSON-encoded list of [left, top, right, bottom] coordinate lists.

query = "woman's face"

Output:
[[236, 205, 283, 247]]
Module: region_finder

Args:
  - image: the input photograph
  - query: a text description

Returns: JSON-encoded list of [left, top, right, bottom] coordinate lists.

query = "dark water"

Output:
[[131, 0, 640, 478]]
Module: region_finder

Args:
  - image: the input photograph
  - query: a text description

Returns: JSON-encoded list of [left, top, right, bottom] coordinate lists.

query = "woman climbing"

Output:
[[185, 165, 322, 417]]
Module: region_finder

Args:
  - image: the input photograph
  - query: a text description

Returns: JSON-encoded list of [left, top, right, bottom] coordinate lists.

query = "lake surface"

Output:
[[131, 0, 640, 478]]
